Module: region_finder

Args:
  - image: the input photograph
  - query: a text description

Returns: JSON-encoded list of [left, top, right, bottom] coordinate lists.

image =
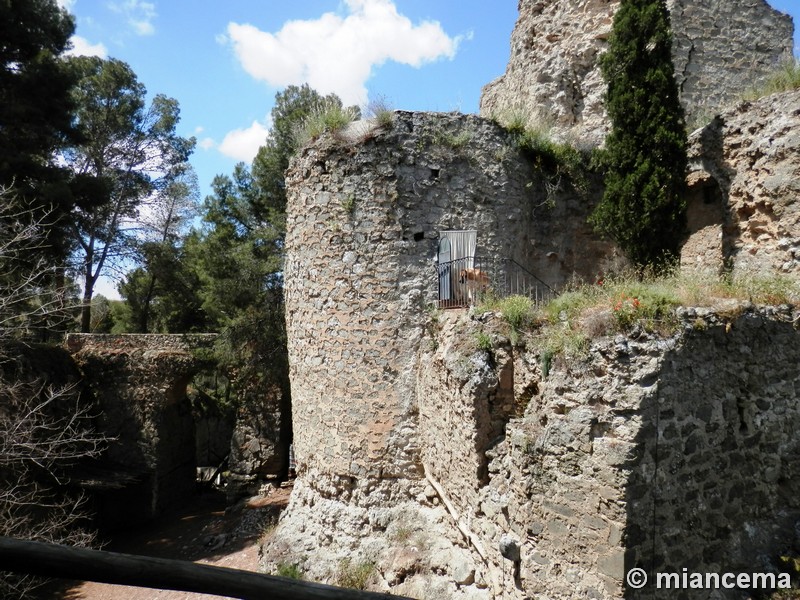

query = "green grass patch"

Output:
[[480, 294, 536, 345], [293, 99, 359, 147], [743, 59, 800, 101], [335, 559, 376, 590], [523, 269, 800, 366], [275, 562, 304, 580]]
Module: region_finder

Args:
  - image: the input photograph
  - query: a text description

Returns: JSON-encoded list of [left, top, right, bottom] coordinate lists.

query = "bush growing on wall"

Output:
[[590, 0, 688, 268]]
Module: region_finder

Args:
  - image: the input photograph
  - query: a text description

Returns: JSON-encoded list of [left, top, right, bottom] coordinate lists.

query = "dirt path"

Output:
[[51, 485, 291, 600]]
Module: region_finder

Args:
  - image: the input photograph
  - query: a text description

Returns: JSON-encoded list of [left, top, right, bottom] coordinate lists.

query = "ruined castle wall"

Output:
[[67, 334, 216, 527], [480, 0, 794, 144], [417, 307, 800, 599], [284, 112, 619, 484], [416, 313, 517, 522], [682, 88, 800, 277]]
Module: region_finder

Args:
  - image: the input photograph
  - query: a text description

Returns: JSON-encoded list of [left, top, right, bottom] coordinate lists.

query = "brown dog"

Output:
[[458, 268, 490, 303]]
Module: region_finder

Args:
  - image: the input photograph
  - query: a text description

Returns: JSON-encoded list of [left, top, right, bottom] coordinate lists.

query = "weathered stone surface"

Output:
[[226, 381, 289, 501], [480, 0, 794, 144], [66, 333, 216, 528], [418, 309, 800, 599], [499, 534, 521, 563], [682, 89, 800, 276], [284, 111, 619, 478], [269, 297, 800, 599], [272, 103, 800, 598]]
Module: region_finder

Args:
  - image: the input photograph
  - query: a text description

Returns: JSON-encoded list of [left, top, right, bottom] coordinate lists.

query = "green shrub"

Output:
[[276, 562, 304, 580], [495, 108, 592, 207], [367, 95, 394, 128], [293, 99, 360, 147], [336, 559, 375, 590], [390, 525, 414, 543], [492, 106, 531, 135], [493, 295, 535, 344], [474, 331, 493, 351], [341, 194, 356, 214]]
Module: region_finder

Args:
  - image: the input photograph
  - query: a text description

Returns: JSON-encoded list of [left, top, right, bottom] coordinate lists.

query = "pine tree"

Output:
[[590, 0, 688, 267]]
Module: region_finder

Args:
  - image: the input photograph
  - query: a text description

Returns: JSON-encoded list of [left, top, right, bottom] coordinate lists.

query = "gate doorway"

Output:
[[437, 230, 477, 308]]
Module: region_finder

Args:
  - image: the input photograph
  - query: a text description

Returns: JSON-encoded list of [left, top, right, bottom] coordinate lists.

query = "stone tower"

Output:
[[480, 0, 795, 144]]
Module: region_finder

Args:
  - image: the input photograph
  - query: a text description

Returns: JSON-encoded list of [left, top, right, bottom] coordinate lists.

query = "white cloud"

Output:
[[226, 0, 460, 105], [66, 35, 108, 58], [218, 120, 271, 161], [56, 0, 76, 10], [198, 137, 216, 151], [109, 0, 157, 36]]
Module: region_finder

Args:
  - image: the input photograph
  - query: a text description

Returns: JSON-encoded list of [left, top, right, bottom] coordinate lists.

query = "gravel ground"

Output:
[[50, 484, 292, 600]]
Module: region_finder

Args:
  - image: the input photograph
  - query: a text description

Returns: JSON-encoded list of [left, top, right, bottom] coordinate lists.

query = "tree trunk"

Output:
[[81, 260, 94, 333], [138, 272, 157, 332]]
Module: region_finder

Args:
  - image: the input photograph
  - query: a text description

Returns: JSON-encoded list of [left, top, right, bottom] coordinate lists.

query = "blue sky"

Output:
[[58, 1, 519, 198], [57, 0, 799, 202], [55, 0, 798, 297]]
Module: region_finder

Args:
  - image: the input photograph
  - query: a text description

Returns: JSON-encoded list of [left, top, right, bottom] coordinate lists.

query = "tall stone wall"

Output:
[[480, 0, 794, 144], [273, 101, 800, 597], [283, 112, 619, 487], [682, 88, 800, 276], [416, 307, 800, 599]]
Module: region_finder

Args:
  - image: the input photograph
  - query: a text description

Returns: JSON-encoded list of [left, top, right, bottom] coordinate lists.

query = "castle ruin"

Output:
[[264, 1, 800, 598]]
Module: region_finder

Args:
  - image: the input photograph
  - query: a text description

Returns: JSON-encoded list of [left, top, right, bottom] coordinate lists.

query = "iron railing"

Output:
[[436, 256, 554, 309]]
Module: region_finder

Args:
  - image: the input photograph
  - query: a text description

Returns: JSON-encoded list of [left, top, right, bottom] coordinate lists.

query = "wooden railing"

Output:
[[0, 536, 410, 600]]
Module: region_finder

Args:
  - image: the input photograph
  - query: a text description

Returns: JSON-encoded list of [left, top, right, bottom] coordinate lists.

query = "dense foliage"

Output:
[[589, 0, 688, 267], [64, 56, 195, 331], [0, 0, 80, 324], [114, 85, 351, 413], [0, 0, 77, 204]]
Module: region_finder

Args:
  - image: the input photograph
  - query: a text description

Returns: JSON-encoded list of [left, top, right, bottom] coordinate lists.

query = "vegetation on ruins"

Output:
[[335, 558, 376, 591], [275, 561, 304, 580], [589, 0, 688, 268], [293, 97, 361, 148], [743, 57, 800, 100], [366, 95, 395, 129], [493, 108, 593, 210], [477, 269, 800, 366]]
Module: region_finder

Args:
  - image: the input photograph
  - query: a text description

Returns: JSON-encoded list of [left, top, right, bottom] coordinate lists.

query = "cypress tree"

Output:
[[590, 0, 688, 267]]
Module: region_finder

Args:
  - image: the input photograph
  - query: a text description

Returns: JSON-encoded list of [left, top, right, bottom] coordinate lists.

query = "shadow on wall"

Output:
[[65, 335, 216, 532], [624, 315, 800, 599]]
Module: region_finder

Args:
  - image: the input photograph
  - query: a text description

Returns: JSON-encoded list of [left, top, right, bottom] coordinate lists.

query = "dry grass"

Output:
[[335, 558, 376, 590], [742, 58, 800, 101], [495, 269, 800, 361]]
